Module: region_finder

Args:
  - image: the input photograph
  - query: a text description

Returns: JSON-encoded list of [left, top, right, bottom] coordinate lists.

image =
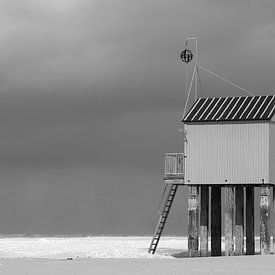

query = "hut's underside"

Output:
[[183, 184, 274, 256]]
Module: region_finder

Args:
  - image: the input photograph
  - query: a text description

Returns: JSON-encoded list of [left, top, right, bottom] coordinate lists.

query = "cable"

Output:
[[197, 65, 204, 98], [197, 64, 255, 96], [184, 63, 189, 114]]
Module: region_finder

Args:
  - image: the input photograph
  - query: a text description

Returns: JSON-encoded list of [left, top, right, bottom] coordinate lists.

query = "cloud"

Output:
[[0, 0, 274, 234]]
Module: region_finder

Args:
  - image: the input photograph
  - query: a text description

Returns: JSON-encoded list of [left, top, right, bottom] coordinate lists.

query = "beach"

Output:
[[0, 237, 273, 274], [1, 256, 275, 274]]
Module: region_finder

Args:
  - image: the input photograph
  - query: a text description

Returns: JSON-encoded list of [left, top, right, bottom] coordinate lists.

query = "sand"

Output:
[[0, 236, 185, 258], [0, 237, 273, 274], [0, 256, 275, 274]]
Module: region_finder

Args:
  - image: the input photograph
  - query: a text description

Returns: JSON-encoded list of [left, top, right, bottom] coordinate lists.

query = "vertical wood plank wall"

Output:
[[185, 123, 269, 185]]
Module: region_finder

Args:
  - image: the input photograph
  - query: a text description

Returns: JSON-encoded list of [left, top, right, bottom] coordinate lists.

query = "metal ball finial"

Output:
[[180, 49, 193, 63]]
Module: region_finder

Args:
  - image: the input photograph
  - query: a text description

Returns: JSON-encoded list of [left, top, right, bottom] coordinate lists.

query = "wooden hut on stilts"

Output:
[[148, 38, 275, 257]]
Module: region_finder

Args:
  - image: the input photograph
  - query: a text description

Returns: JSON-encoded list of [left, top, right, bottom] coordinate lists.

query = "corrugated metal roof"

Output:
[[183, 95, 275, 122]]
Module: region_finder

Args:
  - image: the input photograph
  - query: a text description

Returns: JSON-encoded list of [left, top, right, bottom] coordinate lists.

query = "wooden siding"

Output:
[[185, 122, 270, 185], [164, 153, 184, 181]]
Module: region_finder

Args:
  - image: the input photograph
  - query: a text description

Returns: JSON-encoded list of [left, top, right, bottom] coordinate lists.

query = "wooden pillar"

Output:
[[224, 186, 234, 256], [235, 186, 244, 255], [200, 186, 209, 257], [188, 186, 199, 257], [273, 186, 275, 255], [260, 186, 271, 255], [246, 186, 254, 255], [211, 186, 221, 256]]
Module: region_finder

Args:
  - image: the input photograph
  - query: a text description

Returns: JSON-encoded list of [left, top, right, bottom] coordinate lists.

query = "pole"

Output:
[[246, 187, 255, 255], [260, 186, 271, 254], [211, 186, 221, 256], [235, 186, 244, 255], [195, 38, 198, 100], [188, 186, 199, 257], [200, 186, 209, 257], [224, 186, 234, 256]]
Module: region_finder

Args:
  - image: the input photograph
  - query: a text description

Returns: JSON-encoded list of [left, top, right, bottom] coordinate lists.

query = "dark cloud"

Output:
[[0, 0, 273, 234]]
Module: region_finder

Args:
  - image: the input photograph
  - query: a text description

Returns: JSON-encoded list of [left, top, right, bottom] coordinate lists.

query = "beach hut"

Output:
[[149, 94, 275, 257]]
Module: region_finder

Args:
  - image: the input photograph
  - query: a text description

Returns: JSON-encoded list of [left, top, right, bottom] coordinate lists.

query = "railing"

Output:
[[164, 153, 184, 179]]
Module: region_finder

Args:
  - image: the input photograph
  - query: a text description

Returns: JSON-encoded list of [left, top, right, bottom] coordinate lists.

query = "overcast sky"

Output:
[[0, 0, 274, 235]]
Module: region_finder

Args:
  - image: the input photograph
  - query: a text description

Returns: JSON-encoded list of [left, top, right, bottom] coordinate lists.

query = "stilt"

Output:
[[200, 186, 209, 257], [246, 186, 254, 255], [260, 186, 271, 255], [188, 186, 199, 257], [211, 186, 221, 256], [224, 186, 234, 256], [235, 186, 244, 255], [273, 186, 275, 254]]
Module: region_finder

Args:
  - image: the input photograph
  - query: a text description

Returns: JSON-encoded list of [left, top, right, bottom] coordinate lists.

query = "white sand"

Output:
[[0, 237, 191, 259], [0, 237, 273, 274], [0, 236, 263, 258], [0, 236, 186, 258]]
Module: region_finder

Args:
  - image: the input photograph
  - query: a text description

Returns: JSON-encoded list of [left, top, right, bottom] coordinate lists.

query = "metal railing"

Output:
[[164, 153, 184, 179]]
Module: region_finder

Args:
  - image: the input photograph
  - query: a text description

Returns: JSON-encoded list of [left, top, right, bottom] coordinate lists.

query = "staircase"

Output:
[[148, 184, 178, 254]]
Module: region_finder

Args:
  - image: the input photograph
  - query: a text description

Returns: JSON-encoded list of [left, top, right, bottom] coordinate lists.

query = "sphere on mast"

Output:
[[180, 48, 193, 63]]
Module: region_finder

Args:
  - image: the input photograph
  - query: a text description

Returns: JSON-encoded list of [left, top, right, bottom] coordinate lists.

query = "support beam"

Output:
[[260, 186, 271, 255], [235, 186, 244, 255], [273, 187, 275, 255], [246, 187, 254, 255], [200, 186, 209, 257], [188, 186, 199, 257], [211, 186, 221, 256], [224, 186, 234, 256]]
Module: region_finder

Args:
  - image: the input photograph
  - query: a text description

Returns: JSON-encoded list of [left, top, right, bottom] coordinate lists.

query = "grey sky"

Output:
[[0, 0, 273, 235]]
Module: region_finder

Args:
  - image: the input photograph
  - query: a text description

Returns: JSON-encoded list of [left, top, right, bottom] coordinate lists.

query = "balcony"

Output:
[[164, 153, 184, 184]]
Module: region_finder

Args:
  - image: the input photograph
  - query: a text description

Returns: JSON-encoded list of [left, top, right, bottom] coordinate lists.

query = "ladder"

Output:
[[148, 184, 178, 254]]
